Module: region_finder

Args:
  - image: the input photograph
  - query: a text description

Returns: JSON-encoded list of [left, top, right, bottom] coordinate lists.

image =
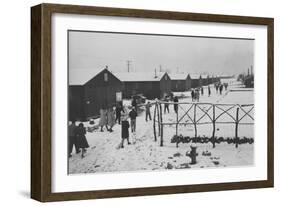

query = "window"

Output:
[[104, 73, 108, 82]]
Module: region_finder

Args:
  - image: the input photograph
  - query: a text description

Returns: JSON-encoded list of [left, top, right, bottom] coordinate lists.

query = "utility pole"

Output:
[[250, 65, 253, 76], [127, 60, 132, 72]]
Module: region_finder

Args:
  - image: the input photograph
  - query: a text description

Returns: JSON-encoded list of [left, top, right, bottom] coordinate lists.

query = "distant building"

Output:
[[208, 75, 215, 85], [69, 68, 123, 121], [243, 75, 254, 88], [169, 73, 191, 92], [212, 75, 220, 84], [201, 74, 209, 86], [114, 72, 172, 99], [189, 74, 202, 88], [218, 74, 234, 79]]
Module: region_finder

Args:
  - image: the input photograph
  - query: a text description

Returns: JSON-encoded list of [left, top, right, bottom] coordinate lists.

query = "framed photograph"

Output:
[[31, 3, 274, 202]]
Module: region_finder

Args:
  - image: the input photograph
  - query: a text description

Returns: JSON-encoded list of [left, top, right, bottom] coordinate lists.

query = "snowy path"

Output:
[[69, 79, 254, 174]]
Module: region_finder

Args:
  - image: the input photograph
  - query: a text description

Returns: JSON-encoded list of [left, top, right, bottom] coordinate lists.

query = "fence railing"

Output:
[[153, 100, 254, 148]]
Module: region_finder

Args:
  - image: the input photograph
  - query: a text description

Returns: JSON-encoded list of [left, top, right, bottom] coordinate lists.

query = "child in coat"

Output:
[[76, 123, 89, 158], [120, 111, 131, 148]]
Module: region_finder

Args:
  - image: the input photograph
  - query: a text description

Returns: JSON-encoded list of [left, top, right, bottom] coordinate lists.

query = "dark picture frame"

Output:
[[31, 3, 274, 202]]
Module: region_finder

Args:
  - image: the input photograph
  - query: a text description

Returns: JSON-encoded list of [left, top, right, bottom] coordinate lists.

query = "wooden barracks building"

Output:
[[189, 74, 202, 88], [69, 68, 123, 121], [114, 71, 172, 99], [169, 73, 191, 92]]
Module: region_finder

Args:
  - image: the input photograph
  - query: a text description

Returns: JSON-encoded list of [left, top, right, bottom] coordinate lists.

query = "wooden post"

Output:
[[153, 102, 157, 141], [194, 104, 197, 141], [156, 103, 161, 136], [176, 104, 179, 136], [235, 107, 239, 148], [212, 104, 216, 148], [159, 103, 164, 147]]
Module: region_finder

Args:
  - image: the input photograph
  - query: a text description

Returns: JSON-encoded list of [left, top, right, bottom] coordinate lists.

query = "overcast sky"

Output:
[[69, 31, 254, 75]]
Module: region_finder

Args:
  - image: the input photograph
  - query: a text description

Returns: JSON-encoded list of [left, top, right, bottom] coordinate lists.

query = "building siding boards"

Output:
[[119, 72, 172, 99], [170, 74, 192, 92], [159, 73, 172, 97], [69, 69, 123, 120], [122, 81, 159, 99], [171, 80, 186, 91], [190, 75, 202, 88], [69, 86, 85, 121], [201, 75, 209, 86]]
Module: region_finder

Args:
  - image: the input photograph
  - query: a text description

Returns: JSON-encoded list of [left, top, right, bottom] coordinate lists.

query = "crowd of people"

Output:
[[68, 98, 155, 157], [189, 82, 228, 102], [68, 121, 89, 158], [215, 82, 228, 95], [69, 82, 230, 157]]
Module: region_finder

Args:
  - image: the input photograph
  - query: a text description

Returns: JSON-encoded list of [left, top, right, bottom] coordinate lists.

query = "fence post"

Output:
[[159, 103, 164, 147], [194, 104, 197, 142], [156, 102, 161, 136], [235, 107, 239, 148], [153, 102, 157, 142], [176, 104, 179, 136], [212, 104, 216, 148]]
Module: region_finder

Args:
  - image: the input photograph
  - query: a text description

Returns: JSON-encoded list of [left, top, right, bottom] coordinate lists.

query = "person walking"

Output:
[[173, 96, 179, 113], [191, 89, 195, 102], [164, 96, 170, 114], [201, 87, 204, 96], [129, 107, 137, 133], [219, 84, 223, 95], [68, 120, 80, 157], [195, 89, 200, 102], [76, 123, 89, 158], [215, 83, 219, 93], [208, 85, 211, 97], [115, 103, 124, 125], [107, 106, 115, 132], [120, 113, 131, 148], [224, 83, 228, 90], [99, 107, 108, 132], [145, 101, 152, 121], [131, 97, 138, 114]]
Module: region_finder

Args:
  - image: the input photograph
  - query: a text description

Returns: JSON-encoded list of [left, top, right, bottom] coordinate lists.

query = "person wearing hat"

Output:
[[145, 101, 152, 121], [129, 107, 137, 133], [99, 106, 108, 132], [76, 123, 89, 158], [115, 102, 124, 125], [68, 120, 80, 157], [120, 110, 131, 148], [107, 106, 115, 132]]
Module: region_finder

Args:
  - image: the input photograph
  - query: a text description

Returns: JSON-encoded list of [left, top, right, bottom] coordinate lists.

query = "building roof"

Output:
[[69, 68, 117, 85], [201, 74, 209, 79], [169, 73, 188, 80], [189, 74, 201, 79], [113, 72, 167, 82]]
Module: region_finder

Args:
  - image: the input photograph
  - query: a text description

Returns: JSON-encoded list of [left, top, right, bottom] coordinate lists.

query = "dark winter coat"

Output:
[[76, 126, 89, 149], [121, 120, 130, 139], [173, 97, 179, 111], [68, 123, 77, 146], [132, 99, 137, 107], [129, 110, 137, 120], [115, 105, 124, 116]]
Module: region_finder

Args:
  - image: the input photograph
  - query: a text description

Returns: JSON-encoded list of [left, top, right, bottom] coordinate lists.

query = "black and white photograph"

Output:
[[67, 30, 254, 174]]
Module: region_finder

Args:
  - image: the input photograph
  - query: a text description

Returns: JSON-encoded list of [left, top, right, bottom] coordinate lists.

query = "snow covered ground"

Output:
[[69, 79, 254, 174]]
